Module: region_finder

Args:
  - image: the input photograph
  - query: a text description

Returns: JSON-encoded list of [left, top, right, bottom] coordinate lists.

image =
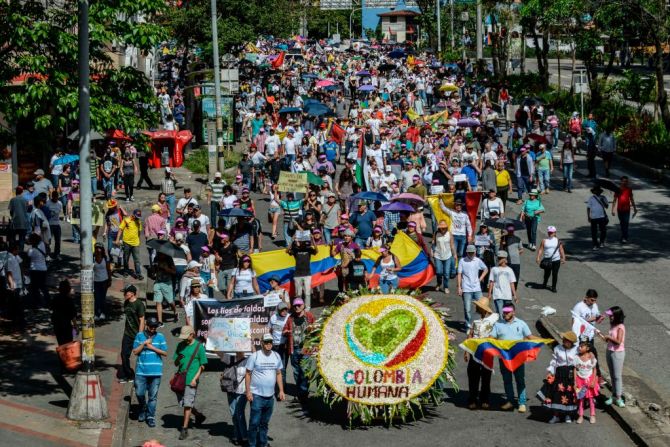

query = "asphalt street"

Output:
[[122, 156, 642, 446]]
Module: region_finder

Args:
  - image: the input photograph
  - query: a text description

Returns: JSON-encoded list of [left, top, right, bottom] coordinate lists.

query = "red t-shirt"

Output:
[[615, 187, 633, 212]]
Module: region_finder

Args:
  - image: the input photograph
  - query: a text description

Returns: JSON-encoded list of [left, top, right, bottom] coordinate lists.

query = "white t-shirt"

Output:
[[433, 231, 453, 261], [188, 214, 210, 234], [246, 350, 283, 397], [176, 197, 198, 213], [458, 256, 487, 292], [50, 154, 64, 176], [587, 195, 609, 219], [265, 135, 280, 155], [284, 137, 297, 155], [233, 268, 256, 294], [572, 301, 600, 340], [481, 197, 504, 219], [489, 266, 516, 301], [222, 194, 238, 209], [268, 312, 290, 345]]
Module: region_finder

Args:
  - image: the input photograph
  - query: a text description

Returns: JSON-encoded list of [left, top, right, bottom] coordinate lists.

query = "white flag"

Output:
[[571, 310, 598, 340]]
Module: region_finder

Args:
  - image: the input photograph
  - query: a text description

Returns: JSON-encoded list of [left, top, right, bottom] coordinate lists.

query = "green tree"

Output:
[[0, 0, 168, 151]]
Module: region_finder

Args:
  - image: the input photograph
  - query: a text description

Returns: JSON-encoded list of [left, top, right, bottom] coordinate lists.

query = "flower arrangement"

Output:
[[302, 288, 457, 426]]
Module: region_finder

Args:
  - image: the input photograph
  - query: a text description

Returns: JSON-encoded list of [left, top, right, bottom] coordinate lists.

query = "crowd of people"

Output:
[[0, 36, 638, 445]]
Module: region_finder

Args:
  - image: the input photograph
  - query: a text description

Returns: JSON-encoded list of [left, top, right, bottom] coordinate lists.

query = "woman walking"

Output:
[[537, 331, 578, 423], [368, 246, 401, 294], [433, 220, 456, 294], [536, 226, 566, 293], [599, 306, 626, 408], [519, 189, 544, 250], [226, 255, 260, 299], [93, 243, 112, 320], [560, 138, 576, 193]]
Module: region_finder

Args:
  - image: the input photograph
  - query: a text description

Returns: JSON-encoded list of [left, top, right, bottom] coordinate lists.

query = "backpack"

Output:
[[220, 358, 244, 393]]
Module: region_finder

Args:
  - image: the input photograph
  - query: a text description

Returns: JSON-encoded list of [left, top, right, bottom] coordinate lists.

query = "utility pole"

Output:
[[476, 0, 483, 59], [67, 0, 108, 421], [210, 0, 224, 171], [437, 0, 442, 56]]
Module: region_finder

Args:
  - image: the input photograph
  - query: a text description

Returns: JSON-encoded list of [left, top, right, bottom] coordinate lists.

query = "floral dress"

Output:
[[537, 345, 578, 413]]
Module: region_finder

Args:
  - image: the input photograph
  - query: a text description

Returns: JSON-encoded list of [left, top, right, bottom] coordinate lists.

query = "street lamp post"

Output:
[[437, 0, 442, 55], [211, 0, 224, 171], [67, 0, 108, 421], [450, 0, 455, 49], [476, 0, 483, 59]]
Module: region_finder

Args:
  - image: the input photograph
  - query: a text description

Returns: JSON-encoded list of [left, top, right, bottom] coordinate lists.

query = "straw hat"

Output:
[[473, 297, 494, 315], [559, 330, 578, 343]]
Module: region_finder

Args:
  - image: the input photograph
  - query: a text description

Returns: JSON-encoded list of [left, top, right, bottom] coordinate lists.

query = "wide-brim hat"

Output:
[[473, 297, 494, 314], [559, 330, 578, 343]]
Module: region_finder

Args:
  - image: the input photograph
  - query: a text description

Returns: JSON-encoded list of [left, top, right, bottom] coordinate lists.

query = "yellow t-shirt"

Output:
[[495, 169, 512, 188], [119, 217, 142, 246]]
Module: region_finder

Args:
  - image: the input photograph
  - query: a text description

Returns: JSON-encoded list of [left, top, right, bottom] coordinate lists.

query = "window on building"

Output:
[[390, 16, 397, 23]]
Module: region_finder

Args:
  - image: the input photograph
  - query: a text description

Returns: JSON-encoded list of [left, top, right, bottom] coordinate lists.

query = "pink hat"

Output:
[[236, 175, 242, 180], [547, 225, 557, 233], [201, 246, 210, 252], [605, 309, 614, 316], [293, 298, 305, 306], [341, 214, 349, 219], [408, 221, 417, 228]]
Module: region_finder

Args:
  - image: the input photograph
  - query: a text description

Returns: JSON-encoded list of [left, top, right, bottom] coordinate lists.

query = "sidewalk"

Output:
[[0, 165, 205, 447]]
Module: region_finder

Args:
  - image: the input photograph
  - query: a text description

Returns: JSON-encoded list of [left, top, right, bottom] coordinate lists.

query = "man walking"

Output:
[[287, 238, 317, 310], [457, 245, 489, 330], [246, 333, 285, 447], [206, 171, 226, 222], [587, 186, 609, 250], [283, 298, 315, 414], [132, 316, 167, 427], [119, 284, 145, 383], [490, 303, 538, 413], [115, 209, 144, 279]]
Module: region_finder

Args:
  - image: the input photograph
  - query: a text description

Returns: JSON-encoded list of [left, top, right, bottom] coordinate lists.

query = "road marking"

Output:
[[0, 421, 93, 447], [0, 397, 65, 420]]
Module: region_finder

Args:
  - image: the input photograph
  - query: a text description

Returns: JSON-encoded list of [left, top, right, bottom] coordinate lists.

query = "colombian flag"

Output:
[[427, 192, 482, 235], [252, 246, 338, 294], [459, 338, 554, 372], [361, 231, 435, 289]]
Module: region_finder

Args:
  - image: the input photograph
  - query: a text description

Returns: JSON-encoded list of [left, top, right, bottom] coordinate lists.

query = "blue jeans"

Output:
[[494, 299, 513, 318], [135, 375, 161, 421], [291, 351, 309, 397], [227, 392, 248, 442], [500, 360, 526, 405], [524, 216, 539, 246], [102, 177, 114, 199], [380, 277, 398, 294], [91, 178, 97, 196], [355, 237, 367, 247], [516, 176, 532, 200], [433, 257, 453, 289], [283, 221, 292, 247], [452, 235, 467, 266], [210, 201, 220, 225], [537, 168, 550, 192], [248, 394, 274, 447], [166, 194, 176, 225], [618, 210, 630, 240], [72, 224, 81, 243], [551, 127, 559, 148], [462, 291, 482, 328], [122, 243, 142, 276], [562, 163, 574, 191], [323, 228, 333, 244]]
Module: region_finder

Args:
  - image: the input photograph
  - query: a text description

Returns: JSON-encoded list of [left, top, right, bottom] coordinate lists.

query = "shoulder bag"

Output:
[[170, 342, 200, 394], [540, 239, 560, 270], [594, 195, 610, 225]]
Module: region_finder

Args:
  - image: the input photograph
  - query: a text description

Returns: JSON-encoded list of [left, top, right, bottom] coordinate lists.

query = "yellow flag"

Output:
[[276, 128, 288, 141], [427, 194, 454, 229], [406, 108, 419, 122]]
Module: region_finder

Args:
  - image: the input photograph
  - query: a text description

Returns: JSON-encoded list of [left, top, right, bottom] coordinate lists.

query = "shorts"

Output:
[[153, 281, 174, 303], [269, 206, 280, 214], [178, 385, 198, 408]]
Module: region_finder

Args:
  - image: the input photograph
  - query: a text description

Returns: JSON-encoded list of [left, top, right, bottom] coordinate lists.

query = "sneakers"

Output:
[[500, 401, 514, 411], [94, 315, 101, 322], [590, 416, 596, 424], [146, 417, 156, 428], [576, 416, 584, 424], [604, 397, 613, 405], [138, 411, 146, 423], [615, 398, 626, 408], [99, 313, 106, 320], [565, 415, 572, 423], [518, 404, 527, 413], [179, 428, 188, 440], [548, 415, 560, 424], [467, 402, 478, 410], [158, 322, 165, 328], [118, 378, 133, 384]]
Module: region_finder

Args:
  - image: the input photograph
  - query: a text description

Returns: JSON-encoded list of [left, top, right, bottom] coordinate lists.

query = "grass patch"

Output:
[[184, 146, 242, 176]]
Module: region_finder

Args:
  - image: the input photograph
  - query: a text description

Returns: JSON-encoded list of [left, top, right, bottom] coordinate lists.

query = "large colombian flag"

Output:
[[251, 231, 434, 293], [426, 191, 482, 235], [459, 338, 554, 372]]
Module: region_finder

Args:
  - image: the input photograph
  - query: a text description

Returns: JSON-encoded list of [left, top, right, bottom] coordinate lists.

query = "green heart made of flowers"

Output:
[[352, 309, 419, 357]]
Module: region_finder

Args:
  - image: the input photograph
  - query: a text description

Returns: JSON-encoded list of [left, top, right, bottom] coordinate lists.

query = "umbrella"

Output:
[[352, 191, 389, 202], [457, 117, 481, 128], [146, 239, 169, 251], [595, 178, 620, 193], [484, 217, 526, 231], [379, 202, 415, 213], [388, 49, 406, 59], [67, 129, 104, 141], [303, 98, 321, 107], [391, 192, 426, 205], [323, 84, 341, 91], [158, 242, 187, 259], [218, 208, 254, 218], [356, 70, 371, 76], [301, 73, 319, 79], [378, 63, 396, 72], [304, 104, 333, 117], [527, 133, 549, 144], [279, 107, 302, 114], [439, 83, 459, 92], [445, 63, 460, 70], [316, 79, 336, 88], [51, 154, 80, 166], [357, 85, 376, 92]]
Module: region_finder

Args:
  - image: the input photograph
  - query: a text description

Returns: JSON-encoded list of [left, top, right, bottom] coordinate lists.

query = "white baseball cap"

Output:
[[215, 172, 222, 178], [187, 260, 202, 269]]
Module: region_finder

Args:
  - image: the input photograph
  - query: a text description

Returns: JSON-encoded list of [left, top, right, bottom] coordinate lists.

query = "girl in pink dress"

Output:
[[574, 340, 600, 424]]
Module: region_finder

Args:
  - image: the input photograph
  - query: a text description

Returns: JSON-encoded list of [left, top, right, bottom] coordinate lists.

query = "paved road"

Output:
[[122, 164, 637, 446]]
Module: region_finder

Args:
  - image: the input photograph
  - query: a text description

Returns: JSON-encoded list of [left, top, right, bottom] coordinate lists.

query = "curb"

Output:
[[536, 316, 670, 447], [617, 155, 670, 187], [111, 383, 132, 447]]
